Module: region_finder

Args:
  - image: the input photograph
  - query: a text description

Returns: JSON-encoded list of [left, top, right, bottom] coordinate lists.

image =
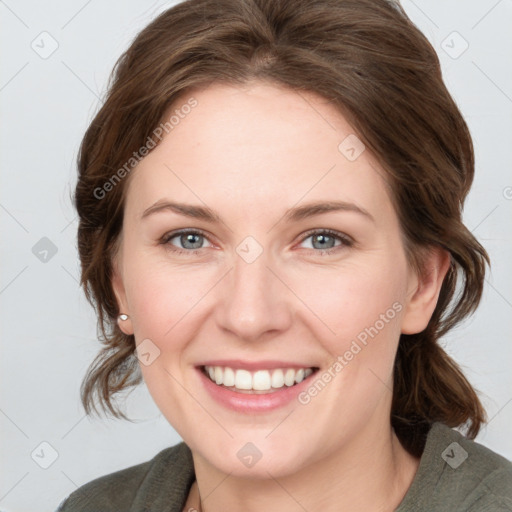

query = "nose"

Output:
[[215, 249, 293, 343]]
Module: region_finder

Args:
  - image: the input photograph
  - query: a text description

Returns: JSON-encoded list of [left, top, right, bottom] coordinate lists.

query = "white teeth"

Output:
[[235, 369, 252, 390], [271, 369, 284, 388], [284, 368, 296, 386], [223, 367, 235, 387], [295, 368, 305, 384], [253, 370, 271, 391], [204, 365, 315, 391]]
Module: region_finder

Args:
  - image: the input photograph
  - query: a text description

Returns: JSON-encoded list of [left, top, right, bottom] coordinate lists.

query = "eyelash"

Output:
[[159, 228, 354, 256]]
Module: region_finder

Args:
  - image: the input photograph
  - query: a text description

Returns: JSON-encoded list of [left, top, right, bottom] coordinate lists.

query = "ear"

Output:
[[400, 246, 451, 335], [111, 251, 134, 336]]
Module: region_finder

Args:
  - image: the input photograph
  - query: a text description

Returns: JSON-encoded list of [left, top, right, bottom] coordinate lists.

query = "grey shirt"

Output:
[[57, 422, 512, 511]]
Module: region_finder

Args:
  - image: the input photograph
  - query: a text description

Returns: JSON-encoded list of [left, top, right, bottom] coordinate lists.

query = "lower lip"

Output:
[[197, 367, 317, 413]]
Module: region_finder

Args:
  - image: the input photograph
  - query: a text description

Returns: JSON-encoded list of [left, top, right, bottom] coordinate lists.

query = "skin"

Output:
[[112, 81, 450, 512]]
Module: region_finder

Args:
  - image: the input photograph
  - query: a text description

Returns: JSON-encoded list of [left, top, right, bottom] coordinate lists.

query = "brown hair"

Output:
[[75, 0, 488, 455]]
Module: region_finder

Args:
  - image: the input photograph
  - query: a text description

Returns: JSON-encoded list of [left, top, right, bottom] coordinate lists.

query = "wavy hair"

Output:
[[75, 0, 488, 456]]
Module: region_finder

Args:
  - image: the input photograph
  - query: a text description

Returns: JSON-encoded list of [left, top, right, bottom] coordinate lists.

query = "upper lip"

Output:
[[196, 360, 318, 371]]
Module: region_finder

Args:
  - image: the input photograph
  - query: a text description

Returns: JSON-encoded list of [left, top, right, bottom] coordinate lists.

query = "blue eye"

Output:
[[298, 229, 353, 254], [159, 228, 353, 256], [160, 229, 212, 254]]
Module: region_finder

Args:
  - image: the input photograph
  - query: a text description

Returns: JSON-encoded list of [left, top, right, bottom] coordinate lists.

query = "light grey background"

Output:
[[1, 1, 511, 511]]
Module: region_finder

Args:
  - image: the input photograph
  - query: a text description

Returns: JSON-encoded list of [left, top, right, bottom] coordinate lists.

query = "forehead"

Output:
[[125, 81, 394, 222]]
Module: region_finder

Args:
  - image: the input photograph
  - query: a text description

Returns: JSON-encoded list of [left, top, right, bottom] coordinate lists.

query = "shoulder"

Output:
[[56, 441, 194, 512], [398, 422, 512, 512], [434, 422, 512, 487], [439, 424, 512, 511]]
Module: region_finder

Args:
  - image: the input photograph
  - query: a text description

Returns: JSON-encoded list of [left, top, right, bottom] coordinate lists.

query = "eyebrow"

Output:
[[141, 199, 375, 224]]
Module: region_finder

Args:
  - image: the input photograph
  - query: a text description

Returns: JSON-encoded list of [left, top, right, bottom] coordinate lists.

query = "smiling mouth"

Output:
[[201, 365, 319, 394]]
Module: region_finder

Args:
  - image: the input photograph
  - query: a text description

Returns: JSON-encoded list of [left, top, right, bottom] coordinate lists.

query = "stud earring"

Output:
[[118, 314, 129, 321]]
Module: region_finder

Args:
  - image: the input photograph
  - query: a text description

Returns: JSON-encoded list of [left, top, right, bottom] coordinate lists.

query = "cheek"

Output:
[[290, 257, 407, 350], [124, 258, 214, 344], [123, 234, 409, 361], [290, 261, 407, 428]]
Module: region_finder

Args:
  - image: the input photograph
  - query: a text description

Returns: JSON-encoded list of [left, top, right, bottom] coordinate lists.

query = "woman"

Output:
[[58, 0, 512, 510]]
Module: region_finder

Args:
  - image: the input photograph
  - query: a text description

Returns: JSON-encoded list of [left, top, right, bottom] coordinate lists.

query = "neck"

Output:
[[188, 420, 420, 512]]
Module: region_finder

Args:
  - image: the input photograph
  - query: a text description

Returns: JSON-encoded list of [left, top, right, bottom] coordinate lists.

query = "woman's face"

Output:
[[112, 81, 436, 477]]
